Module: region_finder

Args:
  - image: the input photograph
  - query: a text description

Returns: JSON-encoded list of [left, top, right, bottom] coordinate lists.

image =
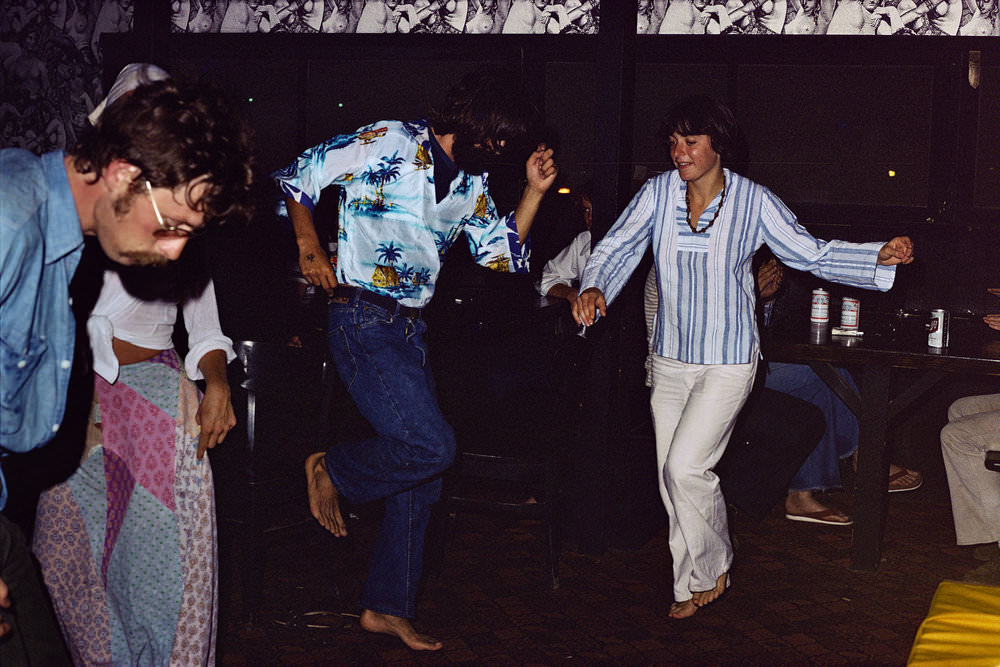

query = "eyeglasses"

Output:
[[145, 180, 206, 238]]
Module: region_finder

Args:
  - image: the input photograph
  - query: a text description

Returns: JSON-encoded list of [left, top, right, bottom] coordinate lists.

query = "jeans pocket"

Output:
[[355, 304, 393, 330]]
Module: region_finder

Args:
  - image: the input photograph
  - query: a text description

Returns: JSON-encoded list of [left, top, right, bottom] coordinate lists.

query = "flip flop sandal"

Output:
[[888, 469, 923, 493], [785, 509, 854, 526]]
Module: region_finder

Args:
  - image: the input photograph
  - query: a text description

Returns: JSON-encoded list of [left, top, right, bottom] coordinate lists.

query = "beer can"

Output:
[[928, 309, 950, 348], [809, 322, 828, 344], [841, 297, 860, 330], [810, 288, 830, 324]]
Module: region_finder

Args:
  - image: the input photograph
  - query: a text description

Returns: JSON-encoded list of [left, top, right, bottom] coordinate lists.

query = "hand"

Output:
[[756, 258, 784, 301], [545, 283, 579, 304], [0, 576, 10, 638], [298, 240, 338, 294], [525, 143, 558, 196], [876, 236, 914, 266], [195, 380, 236, 459], [985, 289, 1000, 331], [572, 287, 606, 326]]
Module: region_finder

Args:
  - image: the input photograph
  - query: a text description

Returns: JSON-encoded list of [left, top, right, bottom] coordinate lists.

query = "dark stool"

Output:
[[211, 340, 333, 627], [428, 327, 598, 590], [435, 445, 561, 589]]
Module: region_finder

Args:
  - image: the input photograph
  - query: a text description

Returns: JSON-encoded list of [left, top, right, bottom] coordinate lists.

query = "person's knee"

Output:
[[664, 457, 709, 493], [413, 426, 456, 474]]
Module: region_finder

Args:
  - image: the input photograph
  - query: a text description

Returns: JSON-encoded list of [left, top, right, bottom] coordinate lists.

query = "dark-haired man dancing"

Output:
[[277, 68, 556, 650]]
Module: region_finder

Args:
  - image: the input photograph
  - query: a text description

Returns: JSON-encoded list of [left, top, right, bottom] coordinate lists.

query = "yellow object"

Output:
[[908, 580, 1000, 666]]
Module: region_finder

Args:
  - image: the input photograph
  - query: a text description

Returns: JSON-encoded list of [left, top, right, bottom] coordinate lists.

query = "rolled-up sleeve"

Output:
[[181, 278, 234, 381]]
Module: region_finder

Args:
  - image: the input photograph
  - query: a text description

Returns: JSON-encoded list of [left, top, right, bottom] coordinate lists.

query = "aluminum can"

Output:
[[810, 288, 830, 324], [809, 322, 828, 344], [928, 309, 950, 348], [841, 297, 860, 330]]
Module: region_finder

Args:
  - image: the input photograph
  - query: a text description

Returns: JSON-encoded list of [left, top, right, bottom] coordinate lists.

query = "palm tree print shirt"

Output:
[[275, 119, 529, 308]]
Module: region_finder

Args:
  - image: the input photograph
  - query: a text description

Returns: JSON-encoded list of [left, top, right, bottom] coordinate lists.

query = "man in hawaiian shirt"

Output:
[[277, 67, 557, 650]]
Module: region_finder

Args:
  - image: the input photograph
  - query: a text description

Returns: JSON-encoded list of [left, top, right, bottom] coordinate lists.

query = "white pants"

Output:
[[940, 393, 1000, 545], [650, 354, 758, 601]]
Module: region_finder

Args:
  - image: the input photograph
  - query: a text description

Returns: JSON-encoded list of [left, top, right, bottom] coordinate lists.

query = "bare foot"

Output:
[[669, 599, 698, 619], [305, 452, 346, 536], [360, 609, 443, 651], [784, 491, 851, 524], [692, 572, 728, 608]]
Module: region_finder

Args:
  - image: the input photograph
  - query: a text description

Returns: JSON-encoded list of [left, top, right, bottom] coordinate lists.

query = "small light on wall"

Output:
[[557, 187, 571, 195], [247, 97, 254, 103], [338, 102, 344, 108], [888, 170, 896, 178]]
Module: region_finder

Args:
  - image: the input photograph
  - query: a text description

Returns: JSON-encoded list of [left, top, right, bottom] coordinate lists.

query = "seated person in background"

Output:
[[940, 288, 1000, 584], [761, 259, 857, 524], [537, 182, 592, 303], [766, 257, 924, 517]]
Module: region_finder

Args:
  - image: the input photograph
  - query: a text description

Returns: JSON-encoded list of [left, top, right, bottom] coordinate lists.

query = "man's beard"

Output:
[[109, 191, 168, 267], [451, 135, 497, 175], [117, 251, 169, 268]]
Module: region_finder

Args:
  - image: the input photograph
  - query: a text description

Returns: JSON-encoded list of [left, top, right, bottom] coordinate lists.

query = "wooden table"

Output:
[[768, 313, 1000, 571]]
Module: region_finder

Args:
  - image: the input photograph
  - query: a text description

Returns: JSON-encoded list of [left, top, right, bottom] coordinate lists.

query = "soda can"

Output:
[[810, 288, 830, 324], [928, 309, 950, 348], [841, 297, 860, 330]]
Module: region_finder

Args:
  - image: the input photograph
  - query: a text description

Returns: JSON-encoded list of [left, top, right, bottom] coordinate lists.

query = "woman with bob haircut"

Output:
[[572, 95, 914, 619]]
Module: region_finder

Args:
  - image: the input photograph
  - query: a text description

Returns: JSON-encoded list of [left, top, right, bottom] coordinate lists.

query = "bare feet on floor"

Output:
[[692, 572, 728, 608], [360, 609, 443, 651], [668, 599, 698, 619], [305, 452, 346, 537], [784, 490, 852, 525]]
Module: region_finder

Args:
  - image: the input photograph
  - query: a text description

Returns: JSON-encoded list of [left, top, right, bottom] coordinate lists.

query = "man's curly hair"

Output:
[[73, 78, 255, 225]]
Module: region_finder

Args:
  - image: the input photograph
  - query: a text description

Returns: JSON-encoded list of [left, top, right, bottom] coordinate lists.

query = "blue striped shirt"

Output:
[[581, 169, 896, 364]]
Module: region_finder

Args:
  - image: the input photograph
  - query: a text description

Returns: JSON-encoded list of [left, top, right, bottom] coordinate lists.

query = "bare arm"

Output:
[[546, 283, 579, 303], [286, 197, 338, 293], [512, 144, 558, 243], [195, 349, 236, 459]]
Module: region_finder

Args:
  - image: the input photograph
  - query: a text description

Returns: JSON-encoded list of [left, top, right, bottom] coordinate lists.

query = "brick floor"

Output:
[[216, 480, 987, 666]]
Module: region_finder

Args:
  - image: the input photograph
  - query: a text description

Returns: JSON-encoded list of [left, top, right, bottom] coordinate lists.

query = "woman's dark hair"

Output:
[[72, 79, 255, 225], [426, 67, 539, 154], [662, 96, 747, 168]]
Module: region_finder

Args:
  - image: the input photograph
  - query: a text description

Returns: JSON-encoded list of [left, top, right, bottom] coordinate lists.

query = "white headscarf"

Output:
[[87, 62, 171, 125]]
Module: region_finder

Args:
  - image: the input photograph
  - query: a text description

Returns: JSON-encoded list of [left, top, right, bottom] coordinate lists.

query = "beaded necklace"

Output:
[[685, 173, 726, 234]]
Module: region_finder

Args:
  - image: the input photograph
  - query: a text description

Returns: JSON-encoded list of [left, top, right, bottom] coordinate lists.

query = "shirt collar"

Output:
[[41, 150, 85, 265]]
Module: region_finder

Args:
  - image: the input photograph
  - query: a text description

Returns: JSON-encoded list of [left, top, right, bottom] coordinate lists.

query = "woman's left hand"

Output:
[[196, 380, 236, 460], [877, 236, 915, 266]]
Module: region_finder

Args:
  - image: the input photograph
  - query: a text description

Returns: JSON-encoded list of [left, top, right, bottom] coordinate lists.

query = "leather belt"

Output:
[[331, 285, 421, 319]]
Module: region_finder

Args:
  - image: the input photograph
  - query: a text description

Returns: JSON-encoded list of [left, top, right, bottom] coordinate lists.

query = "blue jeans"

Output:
[[324, 297, 456, 618], [765, 362, 859, 492]]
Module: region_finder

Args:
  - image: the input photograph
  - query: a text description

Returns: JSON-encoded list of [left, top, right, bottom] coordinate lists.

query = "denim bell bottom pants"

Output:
[[324, 299, 456, 618]]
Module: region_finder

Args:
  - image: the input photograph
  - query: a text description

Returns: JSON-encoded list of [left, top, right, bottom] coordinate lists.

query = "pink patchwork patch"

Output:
[[96, 377, 176, 511]]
